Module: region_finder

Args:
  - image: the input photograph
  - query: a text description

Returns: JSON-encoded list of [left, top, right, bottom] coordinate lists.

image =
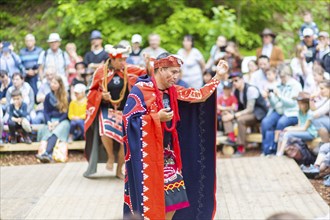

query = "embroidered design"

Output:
[[164, 180, 185, 192], [113, 76, 121, 85], [85, 107, 95, 124], [135, 81, 154, 88], [197, 103, 207, 220], [141, 118, 150, 219], [123, 94, 146, 129]]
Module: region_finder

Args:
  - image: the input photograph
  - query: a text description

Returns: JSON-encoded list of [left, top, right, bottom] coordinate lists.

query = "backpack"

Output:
[[284, 137, 316, 165], [321, 52, 330, 73]]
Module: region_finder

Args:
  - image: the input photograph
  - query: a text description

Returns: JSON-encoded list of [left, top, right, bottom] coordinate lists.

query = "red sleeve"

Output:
[[127, 65, 147, 87], [175, 78, 220, 103]]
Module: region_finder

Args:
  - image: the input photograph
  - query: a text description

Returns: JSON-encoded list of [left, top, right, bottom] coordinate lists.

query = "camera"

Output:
[[268, 89, 274, 93]]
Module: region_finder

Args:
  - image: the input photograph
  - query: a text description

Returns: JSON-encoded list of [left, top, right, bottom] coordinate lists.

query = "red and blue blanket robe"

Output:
[[122, 75, 219, 220], [83, 64, 146, 176]]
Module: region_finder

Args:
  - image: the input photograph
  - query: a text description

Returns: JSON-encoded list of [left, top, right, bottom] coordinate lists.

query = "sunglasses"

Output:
[[232, 79, 240, 83]]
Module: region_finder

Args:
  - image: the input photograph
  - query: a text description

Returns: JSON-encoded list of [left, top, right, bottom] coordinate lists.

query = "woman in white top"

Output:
[[177, 35, 205, 89]]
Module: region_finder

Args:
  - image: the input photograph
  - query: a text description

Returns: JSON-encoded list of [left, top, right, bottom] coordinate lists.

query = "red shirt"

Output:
[[217, 95, 238, 115]]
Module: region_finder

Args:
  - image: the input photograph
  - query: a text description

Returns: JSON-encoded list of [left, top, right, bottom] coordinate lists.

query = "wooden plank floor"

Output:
[[1, 157, 329, 219]]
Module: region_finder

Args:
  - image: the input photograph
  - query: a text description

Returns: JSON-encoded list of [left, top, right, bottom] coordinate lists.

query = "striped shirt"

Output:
[[19, 46, 43, 70]]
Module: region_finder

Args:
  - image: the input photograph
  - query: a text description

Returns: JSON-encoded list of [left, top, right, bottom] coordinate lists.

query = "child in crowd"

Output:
[[243, 59, 258, 84], [68, 84, 87, 143], [71, 62, 87, 86], [262, 67, 278, 99], [7, 89, 32, 144], [70, 62, 87, 100], [277, 92, 318, 156], [217, 81, 238, 143]]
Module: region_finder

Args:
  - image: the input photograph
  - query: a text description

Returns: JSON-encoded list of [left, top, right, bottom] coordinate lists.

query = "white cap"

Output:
[[73, 83, 86, 93], [303, 28, 314, 37], [131, 34, 142, 44], [47, 33, 62, 43], [319, 31, 329, 38]]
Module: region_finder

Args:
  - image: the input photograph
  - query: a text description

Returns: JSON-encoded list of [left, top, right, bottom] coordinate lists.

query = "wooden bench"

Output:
[[0, 141, 85, 152], [1, 124, 85, 152]]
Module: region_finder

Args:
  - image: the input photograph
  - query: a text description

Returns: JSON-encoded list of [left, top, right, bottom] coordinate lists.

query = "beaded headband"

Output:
[[154, 55, 184, 69]]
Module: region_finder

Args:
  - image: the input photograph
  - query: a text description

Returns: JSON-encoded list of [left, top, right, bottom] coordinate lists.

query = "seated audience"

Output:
[[70, 61, 88, 100], [290, 44, 314, 91], [223, 43, 242, 74], [33, 68, 56, 124], [68, 84, 87, 142], [260, 67, 278, 100], [6, 73, 35, 115], [261, 64, 302, 155], [36, 76, 70, 163], [250, 55, 271, 92], [217, 81, 238, 139], [7, 89, 32, 144], [0, 70, 12, 110], [243, 60, 258, 84], [222, 72, 268, 154], [277, 92, 318, 156], [310, 80, 330, 144]]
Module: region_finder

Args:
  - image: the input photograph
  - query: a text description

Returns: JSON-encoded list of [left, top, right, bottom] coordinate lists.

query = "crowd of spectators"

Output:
[[0, 11, 329, 185]]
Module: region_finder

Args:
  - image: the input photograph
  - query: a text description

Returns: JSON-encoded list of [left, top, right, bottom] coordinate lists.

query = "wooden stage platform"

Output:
[[1, 157, 329, 219]]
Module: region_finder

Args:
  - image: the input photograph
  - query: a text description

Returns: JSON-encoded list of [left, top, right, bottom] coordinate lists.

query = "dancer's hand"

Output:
[[102, 91, 111, 102], [158, 108, 173, 122]]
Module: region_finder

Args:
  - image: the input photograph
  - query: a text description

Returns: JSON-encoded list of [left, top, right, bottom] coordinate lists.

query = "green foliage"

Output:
[[0, 0, 329, 59]]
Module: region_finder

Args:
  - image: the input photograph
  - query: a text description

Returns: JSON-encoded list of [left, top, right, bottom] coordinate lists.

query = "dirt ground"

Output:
[[1, 148, 329, 206]]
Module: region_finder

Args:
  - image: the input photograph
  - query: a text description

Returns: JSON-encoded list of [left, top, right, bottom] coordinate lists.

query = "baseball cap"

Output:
[[223, 81, 233, 89], [74, 83, 87, 93], [303, 28, 314, 37], [1, 41, 11, 52], [319, 31, 329, 38], [228, 72, 243, 79], [131, 34, 142, 44], [90, 30, 102, 40], [47, 33, 61, 43]]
